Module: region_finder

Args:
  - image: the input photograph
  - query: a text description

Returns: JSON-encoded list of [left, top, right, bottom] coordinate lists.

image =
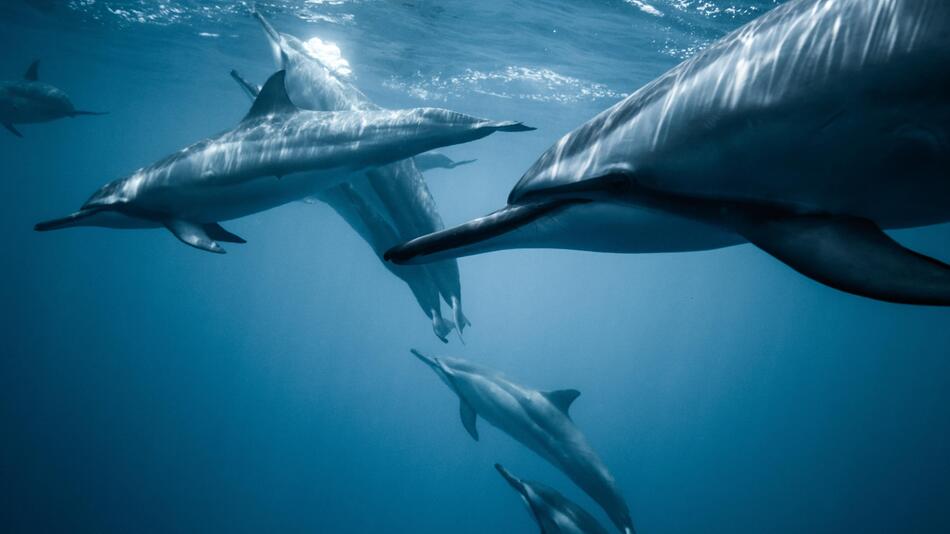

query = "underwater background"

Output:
[[2, 0, 950, 532]]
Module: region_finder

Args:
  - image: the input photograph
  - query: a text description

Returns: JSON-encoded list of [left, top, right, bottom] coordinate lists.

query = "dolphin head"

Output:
[[35, 177, 153, 232], [494, 464, 526, 494], [410, 349, 455, 390]]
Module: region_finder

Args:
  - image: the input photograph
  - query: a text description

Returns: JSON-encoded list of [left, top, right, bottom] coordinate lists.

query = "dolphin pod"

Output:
[[496, 464, 609, 534], [251, 12, 475, 337], [228, 71, 456, 342], [411, 349, 635, 534], [385, 0, 950, 306], [33, 70, 532, 253], [0, 60, 106, 137]]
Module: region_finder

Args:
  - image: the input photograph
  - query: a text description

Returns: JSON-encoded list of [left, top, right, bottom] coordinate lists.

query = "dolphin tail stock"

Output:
[[732, 212, 950, 306], [384, 199, 588, 265]]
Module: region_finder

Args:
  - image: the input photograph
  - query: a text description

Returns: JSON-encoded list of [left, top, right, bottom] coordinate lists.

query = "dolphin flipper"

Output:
[[165, 219, 225, 254], [204, 223, 246, 244], [3, 123, 23, 137], [385, 199, 587, 264], [459, 399, 479, 441], [736, 214, 950, 306], [24, 60, 38, 81]]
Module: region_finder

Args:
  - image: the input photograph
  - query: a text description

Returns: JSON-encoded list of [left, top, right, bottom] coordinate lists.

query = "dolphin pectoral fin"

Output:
[[24, 60, 38, 81], [735, 213, 950, 305], [164, 219, 226, 254], [3, 123, 23, 137], [203, 223, 246, 244], [459, 399, 479, 441], [543, 389, 580, 418], [384, 199, 586, 264]]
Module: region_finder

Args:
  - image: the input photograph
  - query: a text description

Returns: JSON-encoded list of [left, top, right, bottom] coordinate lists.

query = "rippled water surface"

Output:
[[3, 1, 950, 533]]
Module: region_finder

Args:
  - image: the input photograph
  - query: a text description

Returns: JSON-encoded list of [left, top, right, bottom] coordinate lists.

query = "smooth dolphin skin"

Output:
[[495, 464, 609, 534], [0, 60, 106, 137], [228, 70, 456, 342], [387, 0, 950, 306], [411, 349, 635, 534], [33, 70, 532, 253], [253, 11, 476, 333]]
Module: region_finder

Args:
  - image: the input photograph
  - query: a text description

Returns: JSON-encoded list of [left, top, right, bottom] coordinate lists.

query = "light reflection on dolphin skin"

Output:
[[386, 0, 950, 306], [411, 349, 635, 534], [253, 11, 474, 334], [229, 69, 458, 342], [33, 70, 532, 255], [0, 60, 106, 137], [495, 464, 610, 534]]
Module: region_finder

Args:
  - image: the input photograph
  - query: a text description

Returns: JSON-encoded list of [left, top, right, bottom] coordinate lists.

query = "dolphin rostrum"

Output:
[[228, 70, 456, 342], [411, 349, 635, 534], [34, 70, 532, 253], [0, 60, 106, 137], [253, 11, 475, 333], [386, 0, 950, 306], [495, 464, 609, 534]]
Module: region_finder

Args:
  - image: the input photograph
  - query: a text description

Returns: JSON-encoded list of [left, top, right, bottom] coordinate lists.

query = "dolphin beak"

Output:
[[494, 464, 523, 491], [410, 348, 439, 369], [34, 208, 102, 231]]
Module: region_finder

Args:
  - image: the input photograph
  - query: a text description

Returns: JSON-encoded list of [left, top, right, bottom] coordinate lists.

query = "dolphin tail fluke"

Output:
[[3, 123, 23, 137], [34, 209, 100, 231], [70, 110, 108, 117], [450, 296, 471, 336], [384, 199, 585, 264], [431, 315, 456, 344], [735, 213, 950, 306]]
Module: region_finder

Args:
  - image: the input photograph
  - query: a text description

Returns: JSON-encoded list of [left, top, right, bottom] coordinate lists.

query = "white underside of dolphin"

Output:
[[250, 11, 474, 335], [33, 70, 532, 255], [386, 0, 950, 306]]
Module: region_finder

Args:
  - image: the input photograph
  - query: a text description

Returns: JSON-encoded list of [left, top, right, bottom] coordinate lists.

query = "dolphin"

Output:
[[229, 70, 456, 342], [495, 464, 609, 534], [413, 152, 477, 173], [253, 10, 474, 332], [0, 60, 106, 137], [411, 349, 635, 534], [386, 0, 950, 306], [33, 70, 532, 253]]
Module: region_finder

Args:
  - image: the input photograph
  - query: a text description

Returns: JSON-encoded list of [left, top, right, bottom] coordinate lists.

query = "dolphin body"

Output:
[[252, 11, 475, 333], [387, 0, 950, 306], [229, 71, 456, 342], [0, 60, 106, 137], [33, 70, 531, 253], [495, 464, 609, 534], [411, 349, 635, 534]]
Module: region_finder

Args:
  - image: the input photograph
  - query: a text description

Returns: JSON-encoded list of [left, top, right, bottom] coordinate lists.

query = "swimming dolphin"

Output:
[[33, 70, 532, 253], [411, 349, 635, 534], [229, 70, 457, 342], [413, 152, 477, 173], [495, 464, 609, 534], [386, 0, 950, 306], [0, 60, 106, 137], [253, 10, 474, 333]]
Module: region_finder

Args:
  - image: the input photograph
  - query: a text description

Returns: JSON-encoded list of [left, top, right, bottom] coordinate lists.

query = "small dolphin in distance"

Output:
[[411, 349, 635, 534], [0, 60, 106, 137], [495, 464, 609, 534], [387, 0, 950, 306], [34, 71, 532, 253]]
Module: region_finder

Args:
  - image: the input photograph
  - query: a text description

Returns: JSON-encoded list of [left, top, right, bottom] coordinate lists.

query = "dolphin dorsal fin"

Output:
[[243, 70, 297, 121], [543, 389, 580, 417], [459, 399, 479, 441], [24, 60, 39, 81]]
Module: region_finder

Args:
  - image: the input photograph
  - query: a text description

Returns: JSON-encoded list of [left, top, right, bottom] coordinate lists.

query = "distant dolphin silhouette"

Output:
[[411, 349, 635, 534], [228, 69, 455, 342], [495, 464, 609, 534], [34, 70, 532, 253], [386, 0, 950, 306], [252, 10, 475, 333], [0, 60, 106, 137]]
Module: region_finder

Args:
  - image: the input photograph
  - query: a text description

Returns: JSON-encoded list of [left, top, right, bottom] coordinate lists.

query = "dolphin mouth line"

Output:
[[34, 207, 107, 231]]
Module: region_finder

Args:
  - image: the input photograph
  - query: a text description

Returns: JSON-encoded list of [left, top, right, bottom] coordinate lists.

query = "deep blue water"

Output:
[[2, 1, 950, 532]]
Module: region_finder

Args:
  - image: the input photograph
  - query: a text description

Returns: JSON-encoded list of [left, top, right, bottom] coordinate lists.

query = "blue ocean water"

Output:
[[2, 0, 950, 532]]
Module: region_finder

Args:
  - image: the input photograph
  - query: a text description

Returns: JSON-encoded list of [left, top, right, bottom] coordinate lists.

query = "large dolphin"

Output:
[[495, 464, 609, 534], [33, 70, 532, 252], [229, 70, 456, 341], [0, 60, 105, 137], [387, 0, 950, 306], [411, 349, 635, 534], [253, 11, 475, 332]]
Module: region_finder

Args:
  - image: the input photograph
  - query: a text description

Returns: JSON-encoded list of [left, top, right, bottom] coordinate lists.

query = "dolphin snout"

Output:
[[410, 348, 438, 368]]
